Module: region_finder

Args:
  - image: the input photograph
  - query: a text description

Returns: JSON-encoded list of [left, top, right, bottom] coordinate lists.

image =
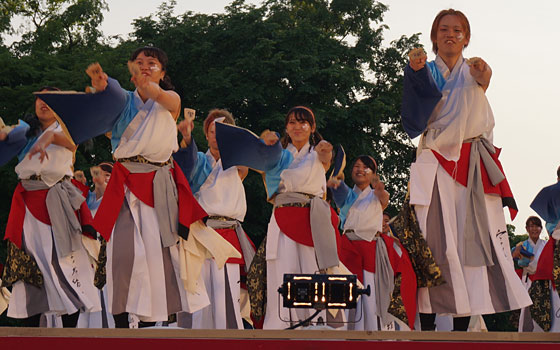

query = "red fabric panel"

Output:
[[274, 206, 314, 246], [71, 178, 90, 198], [171, 160, 207, 229], [530, 238, 555, 287], [215, 228, 244, 265], [93, 161, 207, 241], [5, 184, 50, 248], [433, 143, 518, 220], [338, 235, 365, 283]]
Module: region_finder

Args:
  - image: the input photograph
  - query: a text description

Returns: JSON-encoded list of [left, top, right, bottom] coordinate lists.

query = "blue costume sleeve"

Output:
[[215, 122, 284, 171], [530, 181, 560, 233], [110, 91, 137, 152], [401, 64, 443, 139], [173, 139, 212, 194], [331, 181, 358, 228], [34, 77, 129, 145], [0, 120, 31, 165], [263, 149, 294, 198]]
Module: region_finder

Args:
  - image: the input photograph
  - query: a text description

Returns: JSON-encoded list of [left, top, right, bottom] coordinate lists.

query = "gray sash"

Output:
[[120, 161, 179, 248], [464, 137, 505, 267], [21, 179, 85, 258], [373, 236, 394, 326], [274, 192, 339, 270], [344, 230, 394, 326], [206, 218, 255, 271]]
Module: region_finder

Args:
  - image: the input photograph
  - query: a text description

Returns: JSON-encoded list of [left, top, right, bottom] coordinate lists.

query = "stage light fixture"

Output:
[[278, 274, 370, 310]]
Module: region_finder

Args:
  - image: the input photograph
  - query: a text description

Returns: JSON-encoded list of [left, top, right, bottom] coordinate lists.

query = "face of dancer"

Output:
[[382, 213, 391, 235], [35, 95, 56, 129], [285, 113, 314, 147], [435, 15, 469, 57], [206, 121, 219, 153], [92, 168, 111, 188], [352, 159, 374, 188], [526, 222, 542, 243], [133, 51, 166, 84]]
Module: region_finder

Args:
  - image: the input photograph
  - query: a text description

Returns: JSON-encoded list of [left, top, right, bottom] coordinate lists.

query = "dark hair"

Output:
[[354, 155, 377, 173], [557, 165, 560, 179], [280, 106, 323, 149], [525, 216, 542, 228], [99, 162, 113, 174], [130, 46, 174, 90], [430, 9, 471, 54], [27, 86, 61, 137]]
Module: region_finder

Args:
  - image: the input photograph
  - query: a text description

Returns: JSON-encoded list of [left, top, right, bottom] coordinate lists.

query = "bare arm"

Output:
[[468, 57, 492, 92], [28, 130, 76, 163], [238, 166, 249, 180], [315, 140, 333, 171], [372, 175, 389, 209]]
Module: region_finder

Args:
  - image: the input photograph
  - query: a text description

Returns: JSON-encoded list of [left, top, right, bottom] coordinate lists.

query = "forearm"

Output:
[[51, 131, 77, 151], [151, 84, 181, 119], [476, 67, 492, 91], [377, 189, 389, 209]]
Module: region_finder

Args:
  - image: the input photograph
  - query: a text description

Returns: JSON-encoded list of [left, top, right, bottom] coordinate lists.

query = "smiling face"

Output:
[[133, 51, 166, 84], [351, 158, 374, 188], [435, 15, 469, 57], [526, 222, 542, 243], [285, 113, 314, 147]]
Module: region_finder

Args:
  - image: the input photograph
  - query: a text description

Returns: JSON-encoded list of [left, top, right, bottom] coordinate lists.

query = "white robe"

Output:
[[410, 56, 532, 316], [264, 143, 345, 329], [9, 122, 101, 320], [105, 94, 190, 323], [188, 152, 247, 329]]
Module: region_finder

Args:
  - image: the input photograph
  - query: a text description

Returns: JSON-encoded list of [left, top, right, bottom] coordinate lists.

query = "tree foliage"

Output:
[[0, 0, 420, 324]]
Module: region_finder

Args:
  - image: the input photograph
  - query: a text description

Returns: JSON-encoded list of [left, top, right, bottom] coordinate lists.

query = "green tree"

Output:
[[129, 0, 419, 239], [2, 0, 108, 54]]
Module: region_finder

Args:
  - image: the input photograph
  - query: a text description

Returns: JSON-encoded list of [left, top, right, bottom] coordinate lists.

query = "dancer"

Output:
[[174, 109, 255, 329], [1, 88, 100, 327], [401, 9, 531, 331], [77, 162, 114, 328], [216, 106, 351, 329], [329, 157, 416, 330], [84, 47, 209, 328]]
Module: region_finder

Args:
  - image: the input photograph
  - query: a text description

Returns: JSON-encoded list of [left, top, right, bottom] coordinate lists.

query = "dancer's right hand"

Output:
[[86, 63, 108, 92], [408, 48, 427, 72]]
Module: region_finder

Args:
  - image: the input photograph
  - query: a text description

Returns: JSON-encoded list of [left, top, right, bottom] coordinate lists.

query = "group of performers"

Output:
[[0, 8, 558, 332]]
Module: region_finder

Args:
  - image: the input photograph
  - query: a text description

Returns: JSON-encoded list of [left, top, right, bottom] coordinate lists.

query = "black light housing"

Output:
[[278, 274, 370, 310]]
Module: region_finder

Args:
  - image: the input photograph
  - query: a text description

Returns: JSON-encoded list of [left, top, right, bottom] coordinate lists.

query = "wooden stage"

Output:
[[1, 328, 559, 349]]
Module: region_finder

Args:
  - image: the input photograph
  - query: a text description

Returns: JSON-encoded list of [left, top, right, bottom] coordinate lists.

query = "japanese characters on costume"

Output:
[[215, 122, 351, 330], [332, 182, 416, 331], [401, 55, 532, 317], [36, 78, 240, 327], [173, 136, 255, 329], [2, 121, 101, 322]]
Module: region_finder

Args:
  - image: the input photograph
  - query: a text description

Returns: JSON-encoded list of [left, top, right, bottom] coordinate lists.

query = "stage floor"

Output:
[[1, 328, 560, 349]]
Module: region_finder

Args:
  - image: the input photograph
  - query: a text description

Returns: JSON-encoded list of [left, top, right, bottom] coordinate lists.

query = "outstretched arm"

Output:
[[467, 57, 492, 92]]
